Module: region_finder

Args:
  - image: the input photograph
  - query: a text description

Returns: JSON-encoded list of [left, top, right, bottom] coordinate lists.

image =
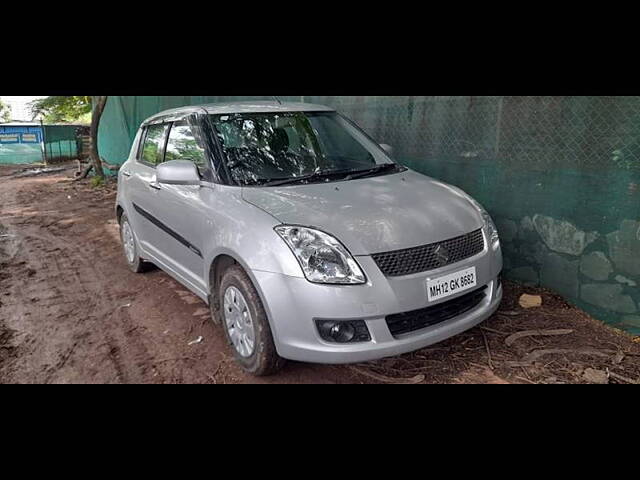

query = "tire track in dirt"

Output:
[[1, 176, 164, 383], [0, 171, 360, 384]]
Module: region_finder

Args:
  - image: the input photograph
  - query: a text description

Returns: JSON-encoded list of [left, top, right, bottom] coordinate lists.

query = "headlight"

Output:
[[275, 226, 366, 285], [468, 198, 500, 249]]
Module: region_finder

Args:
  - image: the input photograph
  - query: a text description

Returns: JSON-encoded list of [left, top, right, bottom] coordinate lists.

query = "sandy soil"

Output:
[[1, 165, 639, 384]]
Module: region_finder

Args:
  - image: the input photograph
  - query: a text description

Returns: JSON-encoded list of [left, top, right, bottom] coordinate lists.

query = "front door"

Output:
[[148, 119, 211, 291]]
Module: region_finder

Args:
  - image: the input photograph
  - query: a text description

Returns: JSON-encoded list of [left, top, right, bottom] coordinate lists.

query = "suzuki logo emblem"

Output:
[[434, 245, 450, 266]]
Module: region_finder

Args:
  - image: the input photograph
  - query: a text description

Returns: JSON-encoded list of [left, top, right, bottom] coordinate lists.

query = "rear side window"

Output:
[[140, 124, 168, 166], [165, 121, 206, 168]]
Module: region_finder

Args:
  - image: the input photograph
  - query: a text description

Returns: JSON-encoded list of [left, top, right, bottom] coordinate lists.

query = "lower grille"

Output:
[[386, 286, 487, 338]]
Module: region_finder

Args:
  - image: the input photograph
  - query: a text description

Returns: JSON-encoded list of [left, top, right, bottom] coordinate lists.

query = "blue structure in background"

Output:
[[0, 125, 43, 143], [0, 123, 45, 164]]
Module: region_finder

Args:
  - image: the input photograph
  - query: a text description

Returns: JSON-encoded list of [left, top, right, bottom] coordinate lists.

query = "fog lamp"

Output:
[[316, 320, 371, 343]]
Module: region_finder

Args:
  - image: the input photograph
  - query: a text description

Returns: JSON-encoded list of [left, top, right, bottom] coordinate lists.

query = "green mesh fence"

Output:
[[44, 125, 78, 162], [98, 96, 640, 334]]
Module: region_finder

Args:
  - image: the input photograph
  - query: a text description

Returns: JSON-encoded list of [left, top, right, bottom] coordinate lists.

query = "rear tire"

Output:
[[219, 265, 286, 376], [119, 213, 146, 273]]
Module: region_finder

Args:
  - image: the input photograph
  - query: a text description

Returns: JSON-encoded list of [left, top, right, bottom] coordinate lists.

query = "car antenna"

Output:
[[272, 96, 282, 105]]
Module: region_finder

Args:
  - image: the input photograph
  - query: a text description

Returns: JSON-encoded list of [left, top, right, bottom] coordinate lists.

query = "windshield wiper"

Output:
[[253, 164, 402, 187], [344, 163, 401, 180], [261, 169, 353, 187]]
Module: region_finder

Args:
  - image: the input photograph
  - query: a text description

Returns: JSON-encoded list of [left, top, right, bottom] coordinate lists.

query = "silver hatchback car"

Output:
[[116, 101, 503, 375]]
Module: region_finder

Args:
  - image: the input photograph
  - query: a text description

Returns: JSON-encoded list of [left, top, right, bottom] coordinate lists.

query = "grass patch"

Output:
[[90, 176, 104, 188]]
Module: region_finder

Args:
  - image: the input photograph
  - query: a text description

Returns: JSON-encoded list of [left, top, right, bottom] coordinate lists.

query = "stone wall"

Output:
[[498, 215, 639, 332]]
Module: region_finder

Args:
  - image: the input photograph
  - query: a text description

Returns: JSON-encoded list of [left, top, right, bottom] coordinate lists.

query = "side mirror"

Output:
[[157, 160, 201, 186], [380, 143, 394, 157]]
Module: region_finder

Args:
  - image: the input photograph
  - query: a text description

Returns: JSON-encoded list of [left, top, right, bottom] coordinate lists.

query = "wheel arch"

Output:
[[116, 204, 125, 224], [206, 250, 280, 340]]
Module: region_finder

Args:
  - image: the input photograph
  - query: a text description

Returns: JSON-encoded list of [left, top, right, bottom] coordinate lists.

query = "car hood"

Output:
[[242, 170, 484, 255]]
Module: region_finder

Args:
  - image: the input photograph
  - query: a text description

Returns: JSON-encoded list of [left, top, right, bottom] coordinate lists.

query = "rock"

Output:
[[581, 284, 637, 314], [540, 253, 580, 299], [495, 218, 518, 243], [519, 294, 542, 309], [582, 368, 609, 384], [621, 315, 640, 328], [586, 231, 600, 245], [533, 214, 596, 256], [615, 275, 637, 287], [520, 216, 534, 231], [181, 296, 200, 305], [519, 216, 539, 243], [509, 266, 539, 286], [580, 251, 613, 281], [607, 220, 640, 277]]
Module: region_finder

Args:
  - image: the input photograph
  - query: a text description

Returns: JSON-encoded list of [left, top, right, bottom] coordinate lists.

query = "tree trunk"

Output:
[[90, 96, 108, 180]]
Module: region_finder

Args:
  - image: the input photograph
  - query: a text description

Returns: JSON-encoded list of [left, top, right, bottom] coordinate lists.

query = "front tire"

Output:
[[119, 213, 145, 273], [219, 265, 285, 376]]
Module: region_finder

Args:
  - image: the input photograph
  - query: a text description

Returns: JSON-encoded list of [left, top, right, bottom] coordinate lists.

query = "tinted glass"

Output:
[[165, 121, 206, 168], [141, 124, 168, 165], [210, 112, 393, 185]]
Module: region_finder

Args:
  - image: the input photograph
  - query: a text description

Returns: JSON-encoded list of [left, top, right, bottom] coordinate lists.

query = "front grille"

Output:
[[371, 229, 485, 277], [386, 286, 487, 338]]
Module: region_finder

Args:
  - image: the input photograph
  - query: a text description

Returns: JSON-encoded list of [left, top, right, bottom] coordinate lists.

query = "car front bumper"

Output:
[[252, 242, 503, 364]]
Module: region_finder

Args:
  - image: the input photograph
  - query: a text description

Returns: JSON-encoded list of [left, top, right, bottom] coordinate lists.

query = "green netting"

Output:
[[98, 96, 640, 334], [45, 140, 77, 161], [43, 125, 78, 161], [44, 125, 77, 143]]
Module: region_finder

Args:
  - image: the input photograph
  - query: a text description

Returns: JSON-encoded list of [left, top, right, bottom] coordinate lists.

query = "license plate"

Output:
[[427, 267, 477, 302]]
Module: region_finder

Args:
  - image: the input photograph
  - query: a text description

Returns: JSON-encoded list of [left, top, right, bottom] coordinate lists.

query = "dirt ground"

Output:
[[1, 164, 639, 384]]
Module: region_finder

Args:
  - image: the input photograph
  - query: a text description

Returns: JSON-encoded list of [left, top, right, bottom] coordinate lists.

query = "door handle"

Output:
[[121, 170, 132, 177], [148, 181, 161, 190]]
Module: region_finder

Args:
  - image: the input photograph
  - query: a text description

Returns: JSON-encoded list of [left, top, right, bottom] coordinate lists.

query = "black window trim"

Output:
[[197, 113, 231, 185], [135, 127, 147, 162]]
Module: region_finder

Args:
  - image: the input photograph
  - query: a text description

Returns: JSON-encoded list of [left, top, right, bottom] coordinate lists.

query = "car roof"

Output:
[[142, 101, 336, 125]]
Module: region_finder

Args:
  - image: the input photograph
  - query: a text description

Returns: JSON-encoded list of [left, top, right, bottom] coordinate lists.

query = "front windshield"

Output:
[[208, 112, 396, 186]]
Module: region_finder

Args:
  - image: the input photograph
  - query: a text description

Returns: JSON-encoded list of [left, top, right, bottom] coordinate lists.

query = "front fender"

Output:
[[201, 190, 304, 294]]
